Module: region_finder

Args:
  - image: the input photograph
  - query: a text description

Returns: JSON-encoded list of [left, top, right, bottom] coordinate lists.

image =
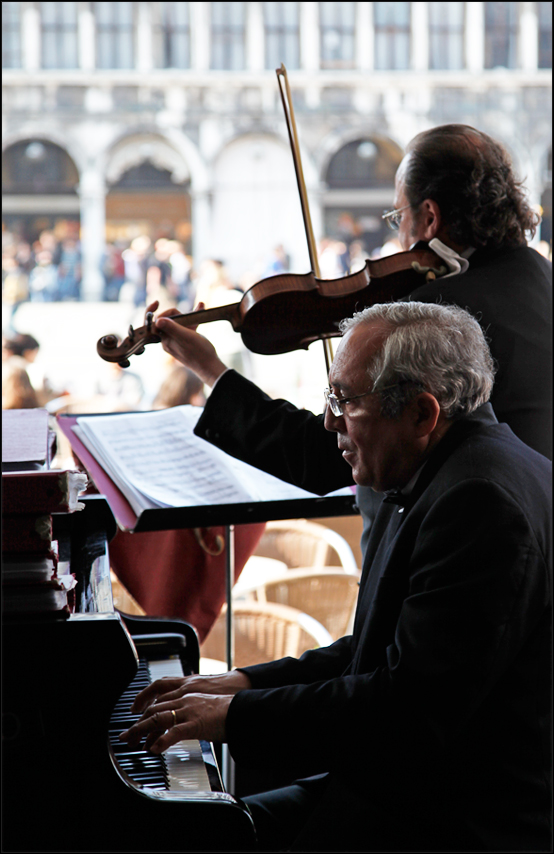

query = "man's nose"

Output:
[[324, 404, 343, 432]]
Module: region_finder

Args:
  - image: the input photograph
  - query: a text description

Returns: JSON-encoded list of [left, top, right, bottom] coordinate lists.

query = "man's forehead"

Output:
[[330, 322, 389, 388]]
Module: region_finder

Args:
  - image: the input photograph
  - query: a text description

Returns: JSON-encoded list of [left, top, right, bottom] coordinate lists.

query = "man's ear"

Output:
[[411, 392, 441, 437], [418, 198, 441, 242]]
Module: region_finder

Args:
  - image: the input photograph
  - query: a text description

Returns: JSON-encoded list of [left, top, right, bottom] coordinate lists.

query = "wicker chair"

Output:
[[252, 519, 359, 575], [200, 600, 333, 668], [250, 568, 361, 641]]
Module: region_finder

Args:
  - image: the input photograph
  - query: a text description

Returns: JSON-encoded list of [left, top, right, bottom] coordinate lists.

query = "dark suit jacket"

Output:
[[196, 391, 552, 851], [410, 243, 552, 461]]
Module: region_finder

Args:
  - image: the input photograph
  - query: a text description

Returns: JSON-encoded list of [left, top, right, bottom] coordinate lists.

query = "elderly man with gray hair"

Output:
[[121, 301, 551, 853]]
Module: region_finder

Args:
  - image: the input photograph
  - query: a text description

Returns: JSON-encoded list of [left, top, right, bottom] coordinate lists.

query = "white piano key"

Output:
[[146, 657, 212, 792]]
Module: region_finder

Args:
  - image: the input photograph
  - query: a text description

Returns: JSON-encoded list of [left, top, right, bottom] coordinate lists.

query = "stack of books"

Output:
[[2, 409, 88, 618]]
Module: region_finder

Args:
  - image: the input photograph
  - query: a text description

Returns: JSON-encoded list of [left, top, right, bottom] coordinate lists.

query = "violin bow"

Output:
[[276, 64, 334, 375]]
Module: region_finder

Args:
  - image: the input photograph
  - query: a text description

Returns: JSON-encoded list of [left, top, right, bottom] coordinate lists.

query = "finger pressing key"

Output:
[[120, 707, 176, 748]]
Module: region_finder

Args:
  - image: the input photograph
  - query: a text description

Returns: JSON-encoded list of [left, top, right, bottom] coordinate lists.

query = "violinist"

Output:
[[146, 124, 551, 556], [120, 302, 552, 852]]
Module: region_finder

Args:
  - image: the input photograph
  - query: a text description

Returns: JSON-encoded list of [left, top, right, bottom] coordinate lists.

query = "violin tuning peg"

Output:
[[135, 347, 145, 355], [100, 335, 118, 349], [118, 359, 131, 368]]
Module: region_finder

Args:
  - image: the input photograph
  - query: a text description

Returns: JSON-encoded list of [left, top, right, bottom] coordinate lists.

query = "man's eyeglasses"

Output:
[[324, 384, 400, 417], [382, 205, 411, 231]]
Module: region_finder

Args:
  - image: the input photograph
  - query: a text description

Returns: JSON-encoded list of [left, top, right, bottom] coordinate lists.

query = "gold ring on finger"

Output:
[[170, 709, 177, 727]]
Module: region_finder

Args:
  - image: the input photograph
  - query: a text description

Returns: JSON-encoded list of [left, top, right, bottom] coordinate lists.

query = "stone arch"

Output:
[[2, 127, 86, 177], [105, 132, 190, 186], [320, 130, 404, 189], [2, 137, 80, 194], [316, 130, 403, 256]]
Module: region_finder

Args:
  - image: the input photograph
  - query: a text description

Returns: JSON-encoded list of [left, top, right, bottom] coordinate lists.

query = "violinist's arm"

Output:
[[148, 301, 228, 388], [147, 302, 353, 494]]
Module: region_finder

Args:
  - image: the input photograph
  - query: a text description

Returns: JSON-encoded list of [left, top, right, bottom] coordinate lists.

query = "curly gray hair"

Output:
[[339, 302, 495, 420]]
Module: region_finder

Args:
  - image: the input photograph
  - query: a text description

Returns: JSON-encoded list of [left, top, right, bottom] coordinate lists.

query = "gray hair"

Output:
[[339, 302, 495, 420]]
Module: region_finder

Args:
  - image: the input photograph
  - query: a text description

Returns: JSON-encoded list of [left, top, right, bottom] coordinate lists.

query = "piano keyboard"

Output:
[[109, 656, 214, 794]]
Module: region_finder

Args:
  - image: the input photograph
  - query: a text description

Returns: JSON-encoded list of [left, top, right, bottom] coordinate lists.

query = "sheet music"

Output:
[[75, 406, 347, 517]]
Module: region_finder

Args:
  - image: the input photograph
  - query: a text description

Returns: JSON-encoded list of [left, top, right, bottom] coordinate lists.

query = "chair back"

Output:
[[253, 519, 359, 574], [200, 600, 333, 668], [257, 568, 361, 641]]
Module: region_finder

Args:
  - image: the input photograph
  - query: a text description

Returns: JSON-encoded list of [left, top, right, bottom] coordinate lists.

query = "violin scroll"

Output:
[[97, 321, 161, 366]]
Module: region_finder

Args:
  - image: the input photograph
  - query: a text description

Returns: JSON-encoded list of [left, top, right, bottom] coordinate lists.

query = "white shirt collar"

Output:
[[427, 238, 475, 278]]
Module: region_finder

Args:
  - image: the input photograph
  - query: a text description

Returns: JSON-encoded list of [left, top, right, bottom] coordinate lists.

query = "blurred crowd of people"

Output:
[[2, 225, 402, 320], [2, 229, 82, 311], [2, 228, 399, 431]]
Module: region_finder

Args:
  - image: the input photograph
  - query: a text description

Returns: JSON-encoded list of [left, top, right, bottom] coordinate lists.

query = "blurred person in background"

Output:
[[28, 250, 58, 301], [56, 236, 81, 301], [348, 240, 367, 273], [370, 236, 403, 260], [318, 238, 350, 278], [101, 241, 126, 301], [121, 234, 151, 306], [262, 244, 290, 278], [193, 258, 243, 309], [2, 254, 29, 326], [152, 364, 206, 409], [166, 240, 193, 310], [2, 363, 39, 409], [94, 361, 144, 412], [1, 331, 56, 406]]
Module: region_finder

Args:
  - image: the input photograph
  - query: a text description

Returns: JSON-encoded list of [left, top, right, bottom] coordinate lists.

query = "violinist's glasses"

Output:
[[324, 384, 401, 417], [382, 205, 411, 231]]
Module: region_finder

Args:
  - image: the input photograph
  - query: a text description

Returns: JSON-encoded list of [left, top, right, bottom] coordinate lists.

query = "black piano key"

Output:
[[109, 657, 174, 791]]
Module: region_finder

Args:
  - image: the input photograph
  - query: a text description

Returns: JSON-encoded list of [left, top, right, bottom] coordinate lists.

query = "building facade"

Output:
[[2, 1, 552, 299]]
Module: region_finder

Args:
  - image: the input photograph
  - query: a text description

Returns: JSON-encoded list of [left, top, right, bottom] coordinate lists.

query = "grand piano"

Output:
[[2, 495, 257, 852]]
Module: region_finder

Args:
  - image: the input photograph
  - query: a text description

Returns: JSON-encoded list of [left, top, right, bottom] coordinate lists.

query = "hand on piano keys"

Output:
[[120, 670, 252, 755]]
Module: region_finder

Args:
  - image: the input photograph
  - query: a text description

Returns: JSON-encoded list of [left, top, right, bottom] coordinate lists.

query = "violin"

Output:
[[97, 248, 447, 366], [97, 65, 447, 370]]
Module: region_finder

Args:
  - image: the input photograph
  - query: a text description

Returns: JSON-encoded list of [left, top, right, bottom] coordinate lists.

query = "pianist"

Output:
[[120, 302, 552, 852]]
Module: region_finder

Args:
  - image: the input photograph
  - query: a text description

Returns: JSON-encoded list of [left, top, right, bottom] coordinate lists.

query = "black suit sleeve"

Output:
[[194, 369, 354, 495]]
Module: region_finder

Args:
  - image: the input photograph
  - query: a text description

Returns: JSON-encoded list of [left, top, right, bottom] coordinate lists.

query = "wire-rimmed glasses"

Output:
[[324, 388, 375, 416], [382, 205, 411, 231]]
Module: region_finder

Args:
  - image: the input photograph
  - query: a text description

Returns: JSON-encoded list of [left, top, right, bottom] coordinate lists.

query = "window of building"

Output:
[[374, 2, 411, 70], [211, 2, 246, 70], [2, 2, 22, 69], [538, 1, 552, 68], [324, 137, 403, 255], [40, 2, 78, 69], [484, 2, 518, 69], [95, 2, 135, 69], [2, 140, 79, 195], [106, 160, 191, 249], [326, 138, 399, 189], [152, 2, 190, 69], [264, 2, 300, 70], [319, 2, 356, 69], [429, 2, 465, 70]]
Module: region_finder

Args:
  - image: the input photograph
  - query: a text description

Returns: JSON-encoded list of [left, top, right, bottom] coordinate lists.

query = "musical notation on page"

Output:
[[73, 406, 349, 518]]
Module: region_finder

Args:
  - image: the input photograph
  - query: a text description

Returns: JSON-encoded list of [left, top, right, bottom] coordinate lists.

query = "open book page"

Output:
[[74, 406, 346, 517]]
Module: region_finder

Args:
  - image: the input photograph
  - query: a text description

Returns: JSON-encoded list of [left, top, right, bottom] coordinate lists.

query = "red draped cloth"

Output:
[[108, 523, 265, 643]]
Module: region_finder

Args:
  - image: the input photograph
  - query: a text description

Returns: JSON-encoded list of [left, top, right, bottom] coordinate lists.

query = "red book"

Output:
[[2, 513, 54, 555], [2, 470, 88, 514]]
